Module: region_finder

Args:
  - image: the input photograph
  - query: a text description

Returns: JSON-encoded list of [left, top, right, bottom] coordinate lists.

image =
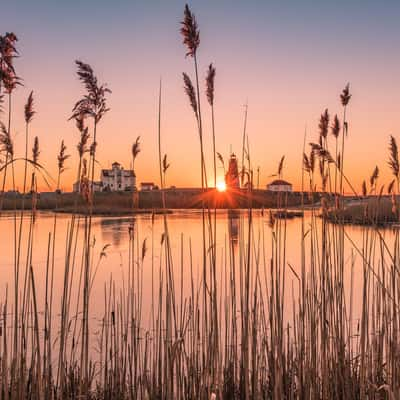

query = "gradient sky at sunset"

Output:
[[1, 0, 399, 192]]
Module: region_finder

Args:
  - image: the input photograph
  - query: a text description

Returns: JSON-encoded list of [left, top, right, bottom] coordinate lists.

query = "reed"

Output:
[[2, 14, 400, 400]]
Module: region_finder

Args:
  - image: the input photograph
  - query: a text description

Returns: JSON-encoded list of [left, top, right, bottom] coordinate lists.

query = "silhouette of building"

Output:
[[225, 153, 240, 189]]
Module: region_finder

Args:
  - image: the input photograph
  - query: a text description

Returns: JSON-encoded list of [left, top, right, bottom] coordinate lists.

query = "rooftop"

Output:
[[268, 179, 292, 186]]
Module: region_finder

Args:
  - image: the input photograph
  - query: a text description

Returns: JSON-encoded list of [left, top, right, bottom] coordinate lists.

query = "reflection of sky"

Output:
[[0, 209, 397, 337], [1, 1, 400, 191]]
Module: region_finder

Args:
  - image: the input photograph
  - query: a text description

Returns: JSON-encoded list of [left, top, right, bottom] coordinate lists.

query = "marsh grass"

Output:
[[1, 7, 400, 400]]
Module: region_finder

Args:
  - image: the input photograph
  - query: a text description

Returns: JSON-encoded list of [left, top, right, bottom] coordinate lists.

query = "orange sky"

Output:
[[1, 1, 399, 193]]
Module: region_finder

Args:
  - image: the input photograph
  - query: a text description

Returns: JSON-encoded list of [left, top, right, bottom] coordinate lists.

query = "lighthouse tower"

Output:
[[225, 153, 240, 189]]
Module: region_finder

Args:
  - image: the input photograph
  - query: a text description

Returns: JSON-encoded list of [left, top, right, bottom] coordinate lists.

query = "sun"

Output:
[[216, 181, 227, 192]]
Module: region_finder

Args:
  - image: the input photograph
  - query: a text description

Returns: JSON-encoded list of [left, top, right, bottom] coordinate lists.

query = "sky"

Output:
[[1, 0, 399, 192]]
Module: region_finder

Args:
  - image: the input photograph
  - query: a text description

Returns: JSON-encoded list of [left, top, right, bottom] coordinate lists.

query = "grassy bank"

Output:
[[0, 189, 319, 213], [325, 196, 399, 226]]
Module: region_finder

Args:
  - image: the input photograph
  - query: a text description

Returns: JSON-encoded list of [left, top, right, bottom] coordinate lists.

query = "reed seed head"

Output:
[[362, 180, 367, 197], [303, 153, 310, 172], [183, 72, 198, 118], [0, 121, 13, 156], [278, 155, 285, 176], [24, 91, 35, 124], [388, 135, 399, 179], [77, 127, 89, 158], [0, 33, 20, 93], [57, 140, 70, 174], [370, 165, 379, 188], [217, 152, 225, 170], [340, 83, 351, 106], [318, 109, 329, 139], [71, 60, 111, 123], [206, 63, 216, 106], [132, 136, 141, 160], [163, 154, 170, 174], [180, 4, 200, 57], [32, 136, 39, 164], [90, 141, 97, 157], [331, 114, 340, 138]]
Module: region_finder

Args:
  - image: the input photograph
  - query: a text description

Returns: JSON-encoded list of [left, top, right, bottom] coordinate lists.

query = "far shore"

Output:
[[0, 188, 320, 215]]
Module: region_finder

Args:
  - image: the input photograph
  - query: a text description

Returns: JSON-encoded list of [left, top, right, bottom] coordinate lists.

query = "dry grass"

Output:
[[1, 7, 400, 400]]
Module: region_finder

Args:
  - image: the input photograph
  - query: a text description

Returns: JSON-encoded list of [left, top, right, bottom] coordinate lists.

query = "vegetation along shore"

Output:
[[1, 3, 400, 400]]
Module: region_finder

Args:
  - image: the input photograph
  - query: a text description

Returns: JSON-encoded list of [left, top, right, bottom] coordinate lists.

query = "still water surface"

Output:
[[0, 209, 395, 342]]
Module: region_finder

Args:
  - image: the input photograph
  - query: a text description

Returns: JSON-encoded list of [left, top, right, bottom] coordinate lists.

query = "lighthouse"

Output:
[[225, 153, 240, 189]]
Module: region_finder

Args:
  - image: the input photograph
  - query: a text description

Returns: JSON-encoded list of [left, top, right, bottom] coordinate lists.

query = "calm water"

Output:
[[0, 209, 396, 341]]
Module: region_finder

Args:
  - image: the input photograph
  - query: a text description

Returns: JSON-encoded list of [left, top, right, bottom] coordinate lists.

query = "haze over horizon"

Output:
[[1, 0, 399, 192]]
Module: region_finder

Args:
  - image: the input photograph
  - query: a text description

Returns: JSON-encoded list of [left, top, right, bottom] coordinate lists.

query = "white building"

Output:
[[267, 179, 293, 192], [101, 162, 135, 192], [140, 182, 156, 191]]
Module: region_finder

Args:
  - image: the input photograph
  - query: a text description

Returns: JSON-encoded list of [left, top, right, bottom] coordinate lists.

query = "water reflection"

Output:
[[100, 217, 136, 247], [228, 209, 239, 242]]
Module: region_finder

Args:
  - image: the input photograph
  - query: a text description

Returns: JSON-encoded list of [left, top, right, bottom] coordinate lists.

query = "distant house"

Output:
[[73, 181, 102, 193], [267, 179, 293, 192], [141, 182, 156, 191], [101, 162, 135, 192]]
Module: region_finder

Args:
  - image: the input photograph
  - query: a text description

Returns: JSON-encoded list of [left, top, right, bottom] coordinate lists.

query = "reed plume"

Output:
[[331, 114, 340, 138], [22, 91, 35, 197], [318, 109, 329, 138], [57, 140, 69, 175], [132, 136, 141, 159], [162, 154, 170, 174], [0, 121, 13, 156], [80, 158, 91, 204], [183, 72, 198, 118], [278, 155, 285, 177], [339, 84, 351, 196], [0, 33, 20, 93], [89, 141, 97, 158], [309, 148, 315, 174], [370, 165, 379, 188], [217, 152, 225, 172], [206, 63, 215, 106], [70, 60, 111, 397], [71, 60, 110, 123], [132, 136, 141, 194], [75, 112, 85, 134], [32, 136, 39, 164], [362, 180, 367, 197], [303, 153, 311, 173], [331, 114, 340, 194], [77, 122, 90, 158], [388, 135, 399, 179], [310, 142, 334, 163], [180, 4, 200, 57], [132, 136, 141, 174], [24, 91, 35, 124], [0, 33, 18, 69], [340, 83, 351, 106]]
